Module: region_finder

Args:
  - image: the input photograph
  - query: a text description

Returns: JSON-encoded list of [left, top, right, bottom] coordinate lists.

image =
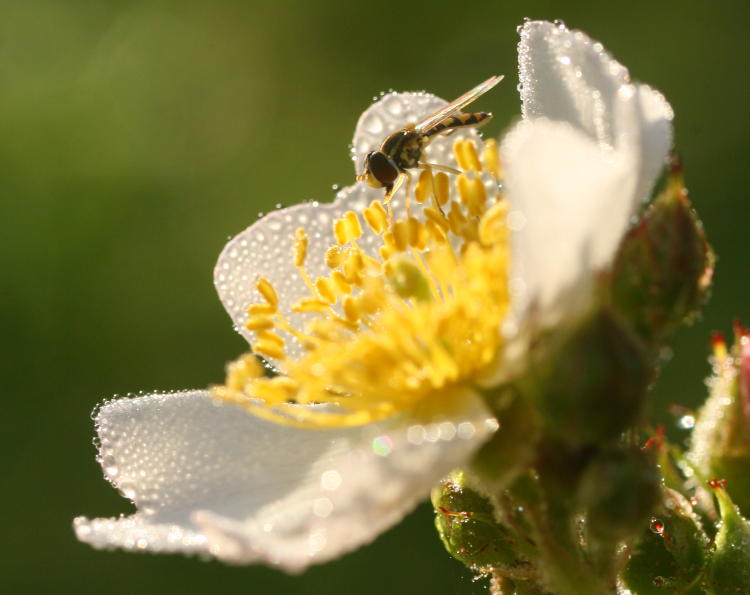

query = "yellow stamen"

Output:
[[257, 278, 279, 309], [245, 316, 275, 331], [325, 246, 345, 269], [315, 277, 337, 304], [434, 172, 450, 207], [482, 138, 501, 179], [415, 168, 434, 204], [293, 227, 308, 267], [217, 134, 509, 429]]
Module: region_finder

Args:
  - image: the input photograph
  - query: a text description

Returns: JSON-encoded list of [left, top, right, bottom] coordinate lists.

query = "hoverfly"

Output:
[[357, 75, 503, 202]]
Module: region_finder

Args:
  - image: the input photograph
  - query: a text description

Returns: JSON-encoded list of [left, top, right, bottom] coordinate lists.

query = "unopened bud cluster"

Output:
[[430, 162, 750, 594]]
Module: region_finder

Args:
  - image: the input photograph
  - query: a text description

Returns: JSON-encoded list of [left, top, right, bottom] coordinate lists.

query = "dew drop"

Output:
[[678, 414, 695, 430]]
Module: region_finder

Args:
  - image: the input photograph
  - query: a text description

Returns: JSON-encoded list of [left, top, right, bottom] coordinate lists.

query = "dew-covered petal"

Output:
[[501, 118, 637, 314], [215, 90, 487, 363], [75, 389, 496, 571], [518, 20, 672, 202], [616, 83, 674, 203]]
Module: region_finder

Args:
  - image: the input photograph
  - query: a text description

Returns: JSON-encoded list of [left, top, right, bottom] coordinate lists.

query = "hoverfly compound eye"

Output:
[[366, 151, 399, 187]]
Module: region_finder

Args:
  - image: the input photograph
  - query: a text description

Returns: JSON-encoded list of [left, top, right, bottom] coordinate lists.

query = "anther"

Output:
[[333, 217, 348, 246], [463, 140, 483, 172], [482, 138, 500, 179], [247, 303, 276, 316], [245, 316, 275, 331], [425, 220, 447, 244], [392, 220, 409, 252], [434, 172, 450, 207], [293, 297, 331, 313], [343, 295, 361, 323], [315, 277, 337, 304], [424, 207, 450, 231], [293, 227, 308, 267], [253, 339, 286, 360], [415, 169, 434, 204], [325, 246, 345, 269], [257, 278, 279, 309], [342, 250, 365, 285], [457, 174, 487, 217], [479, 202, 508, 246], [447, 201, 467, 234], [330, 271, 352, 294], [453, 139, 470, 171], [225, 354, 263, 391], [407, 217, 422, 248], [255, 330, 285, 349], [344, 211, 363, 240], [363, 200, 388, 234]]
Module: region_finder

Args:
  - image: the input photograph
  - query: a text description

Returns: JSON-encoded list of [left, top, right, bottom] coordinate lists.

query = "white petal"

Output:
[[518, 20, 672, 201], [502, 118, 637, 314], [215, 90, 487, 363], [619, 83, 674, 202], [75, 390, 495, 572]]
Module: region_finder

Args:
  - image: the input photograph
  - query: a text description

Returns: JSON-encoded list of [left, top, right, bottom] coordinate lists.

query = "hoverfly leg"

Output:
[[383, 173, 405, 205], [403, 169, 413, 218], [421, 162, 461, 176], [419, 163, 451, 216]]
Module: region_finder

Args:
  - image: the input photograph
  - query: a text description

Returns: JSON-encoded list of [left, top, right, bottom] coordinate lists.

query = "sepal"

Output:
[[610, 156, 713, 346], [621, 488, 709, 594], [688, 325, 750, 517], [431, 471, 536, 580], [706, 481, 750, 594]]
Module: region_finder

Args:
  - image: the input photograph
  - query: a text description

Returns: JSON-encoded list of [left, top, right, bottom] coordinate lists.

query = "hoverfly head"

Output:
[[360, 151, 399, 189]]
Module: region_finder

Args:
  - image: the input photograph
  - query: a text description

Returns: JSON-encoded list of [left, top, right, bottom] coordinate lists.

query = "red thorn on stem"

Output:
[[669, 152, 683, 176], [711, 331, 726, 349], [437, 506, 472, 519], [733, 318, 750, 339], [708, 477, 727, 490], [643, 425, 665, 451]]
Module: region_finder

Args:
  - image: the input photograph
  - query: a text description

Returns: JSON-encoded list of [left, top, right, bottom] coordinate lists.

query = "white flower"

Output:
[[75, 21, 673, 572]]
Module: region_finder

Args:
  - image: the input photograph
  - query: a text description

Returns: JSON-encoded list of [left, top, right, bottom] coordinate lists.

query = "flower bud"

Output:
[[706, 481, 750, 594], [431, 471, 536, 579], [621, 488, 709, 595], [578, 444, 661, 543], [688, 324, 750, 517], [610, 156, 713, 346], [522, 306, 651, 447]]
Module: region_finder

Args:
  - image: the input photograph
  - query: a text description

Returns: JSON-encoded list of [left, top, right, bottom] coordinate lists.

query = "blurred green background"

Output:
[[2, 0, 747, 593]]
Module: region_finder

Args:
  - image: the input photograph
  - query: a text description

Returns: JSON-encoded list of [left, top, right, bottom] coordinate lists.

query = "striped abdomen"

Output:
[[423, 112, 492, 137]]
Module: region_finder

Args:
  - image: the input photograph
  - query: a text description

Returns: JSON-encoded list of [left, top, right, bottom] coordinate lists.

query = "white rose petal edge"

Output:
[[74, 390, 495, 572]]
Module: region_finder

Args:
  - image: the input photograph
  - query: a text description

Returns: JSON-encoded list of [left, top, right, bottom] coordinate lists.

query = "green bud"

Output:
[[688, 325, 750, 517], [431, 471, 536, 579], [522, 306, 651, 447], [610, 156, 713, 346], [706, 482, 750, 594], [578, 445, 661, 543], [621, 488, 709, 594]]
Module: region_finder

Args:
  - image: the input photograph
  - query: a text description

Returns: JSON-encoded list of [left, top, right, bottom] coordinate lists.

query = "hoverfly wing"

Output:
[[414, 74, 503, 133]]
